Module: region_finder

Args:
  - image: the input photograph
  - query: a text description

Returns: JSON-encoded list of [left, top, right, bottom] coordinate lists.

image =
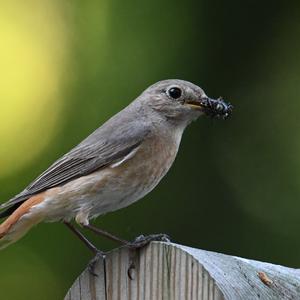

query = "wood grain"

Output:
[[65, 242, 300, 300]]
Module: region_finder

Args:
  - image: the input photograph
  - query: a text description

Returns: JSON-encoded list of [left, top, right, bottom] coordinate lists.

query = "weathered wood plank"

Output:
[[65, 242, 300, 300], [65, 254, 106, 300]]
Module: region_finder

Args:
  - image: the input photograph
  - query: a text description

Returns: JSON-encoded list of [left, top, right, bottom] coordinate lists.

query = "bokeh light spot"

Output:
[[0, 1, 69, 178]]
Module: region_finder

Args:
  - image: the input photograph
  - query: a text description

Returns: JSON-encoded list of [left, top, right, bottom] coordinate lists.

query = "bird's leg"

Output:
[[83, 224, 129, 245], [64, 221, 100, 254], [64, 222, 105, 276], [83, 224, 170, 249]]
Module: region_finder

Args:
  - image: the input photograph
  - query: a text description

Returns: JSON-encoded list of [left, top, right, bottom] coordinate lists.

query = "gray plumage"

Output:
[[0, 79, 233, 250]]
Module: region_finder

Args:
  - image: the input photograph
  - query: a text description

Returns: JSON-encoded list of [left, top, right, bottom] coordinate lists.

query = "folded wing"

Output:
[[0, 122, 150, 217]]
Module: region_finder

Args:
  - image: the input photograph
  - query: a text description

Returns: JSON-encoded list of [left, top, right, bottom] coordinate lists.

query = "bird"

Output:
[[0, 79, 232, 253]]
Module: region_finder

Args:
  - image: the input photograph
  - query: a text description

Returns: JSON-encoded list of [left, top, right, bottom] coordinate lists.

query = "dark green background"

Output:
[[1, 1, 300, 299]]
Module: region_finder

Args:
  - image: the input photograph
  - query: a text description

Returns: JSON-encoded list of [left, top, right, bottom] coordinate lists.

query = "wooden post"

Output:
[[65, 242, 300, 300]]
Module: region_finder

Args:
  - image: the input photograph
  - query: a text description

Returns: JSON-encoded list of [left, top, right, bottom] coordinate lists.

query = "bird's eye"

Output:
[[167, 87, 182, 99]]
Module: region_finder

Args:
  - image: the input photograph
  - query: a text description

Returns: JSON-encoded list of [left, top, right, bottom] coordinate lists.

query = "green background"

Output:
[[1, 1, 300, 299]]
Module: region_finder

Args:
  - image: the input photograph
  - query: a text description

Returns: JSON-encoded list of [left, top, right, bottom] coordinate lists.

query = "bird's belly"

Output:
[[41, 137, 178, 223], [87, 151, 174, 219]]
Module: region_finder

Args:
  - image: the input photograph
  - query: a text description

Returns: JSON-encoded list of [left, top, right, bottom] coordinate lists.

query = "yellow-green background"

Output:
[[1, 0, 300, 299]]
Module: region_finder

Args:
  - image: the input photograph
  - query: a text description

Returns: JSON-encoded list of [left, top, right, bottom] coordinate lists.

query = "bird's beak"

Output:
[[185, 96, 233, 119]]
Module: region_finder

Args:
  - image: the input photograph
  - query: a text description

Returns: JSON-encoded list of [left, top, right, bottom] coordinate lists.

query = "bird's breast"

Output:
[[110, 133, 180, 200]]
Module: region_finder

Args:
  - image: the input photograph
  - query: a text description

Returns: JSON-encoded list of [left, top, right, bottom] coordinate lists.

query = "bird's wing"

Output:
[[0, 123, 150, 215]]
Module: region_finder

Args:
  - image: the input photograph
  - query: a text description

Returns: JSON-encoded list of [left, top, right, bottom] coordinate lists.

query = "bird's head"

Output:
[[140, 79, 232, 127]]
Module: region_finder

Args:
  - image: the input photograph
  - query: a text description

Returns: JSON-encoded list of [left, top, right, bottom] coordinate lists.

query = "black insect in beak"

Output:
[[200, 97, 233, 119]]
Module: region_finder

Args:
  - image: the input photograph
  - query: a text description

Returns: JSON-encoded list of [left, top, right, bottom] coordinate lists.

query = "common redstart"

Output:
[[0, 79, 232, 253]]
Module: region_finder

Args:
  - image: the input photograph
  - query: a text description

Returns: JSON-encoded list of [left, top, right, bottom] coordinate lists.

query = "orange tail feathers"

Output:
[[0, 193, 45, 249]]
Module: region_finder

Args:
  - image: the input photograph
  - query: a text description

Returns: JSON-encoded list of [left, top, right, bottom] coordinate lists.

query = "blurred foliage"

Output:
[[0, 0, 300, 299]]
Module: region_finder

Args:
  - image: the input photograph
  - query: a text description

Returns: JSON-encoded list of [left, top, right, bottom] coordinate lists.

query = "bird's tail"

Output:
[[0, 194, 45, 250]]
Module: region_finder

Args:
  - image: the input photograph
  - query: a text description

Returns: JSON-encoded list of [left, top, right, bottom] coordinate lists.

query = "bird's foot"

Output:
[[126, 233, 170, 249], [88, 250, 106, 276]]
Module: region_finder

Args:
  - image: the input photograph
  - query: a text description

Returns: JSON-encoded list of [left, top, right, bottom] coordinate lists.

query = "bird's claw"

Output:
[[88, 251, 106, 276], [126, 233, 170, 249]]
